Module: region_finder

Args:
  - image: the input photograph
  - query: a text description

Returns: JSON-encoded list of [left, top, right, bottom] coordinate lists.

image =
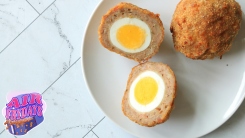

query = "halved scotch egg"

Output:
[[98, 2, 164, 63], [122, 62, 177, 127]]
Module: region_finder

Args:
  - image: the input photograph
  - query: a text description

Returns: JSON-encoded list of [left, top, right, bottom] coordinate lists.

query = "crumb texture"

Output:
[[170, 0, 242, 59]]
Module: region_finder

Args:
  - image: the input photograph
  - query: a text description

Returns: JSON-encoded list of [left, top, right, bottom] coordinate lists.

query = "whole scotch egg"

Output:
[[98, 2, 164, 63], [170, 0, 242, 59], [122, 62, 177, 127]]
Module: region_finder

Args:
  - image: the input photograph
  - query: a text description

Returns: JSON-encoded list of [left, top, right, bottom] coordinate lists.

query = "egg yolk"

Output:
[[116, 25, 146, 49], [134, 77, 158, 105]]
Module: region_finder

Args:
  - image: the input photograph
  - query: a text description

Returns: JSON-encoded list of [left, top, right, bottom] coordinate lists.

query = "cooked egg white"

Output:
[[110, 18, 151, 53], [129, 71, 165, 112]]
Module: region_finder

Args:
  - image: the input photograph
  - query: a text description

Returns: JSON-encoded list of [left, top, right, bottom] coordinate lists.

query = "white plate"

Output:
[[82, 0, 245, 137]]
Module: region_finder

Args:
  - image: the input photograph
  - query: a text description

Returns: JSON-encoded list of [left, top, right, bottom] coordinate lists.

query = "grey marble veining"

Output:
[[43, 4, 74, 67], [0, 0, 99, 135], [13, 60, 104, 138], [0, 0, 38, 52], [93, 117, 137, 138]]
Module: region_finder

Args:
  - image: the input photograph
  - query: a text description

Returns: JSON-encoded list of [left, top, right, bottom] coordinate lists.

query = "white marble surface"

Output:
[[27, 0, 55, 14], [0, 0, 245, 138], [0, 0, 38, 52]]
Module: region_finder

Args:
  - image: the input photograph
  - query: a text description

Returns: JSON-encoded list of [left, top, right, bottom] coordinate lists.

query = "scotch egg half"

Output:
[[122, 62, 177, 127], [98, 2, 164, 62]]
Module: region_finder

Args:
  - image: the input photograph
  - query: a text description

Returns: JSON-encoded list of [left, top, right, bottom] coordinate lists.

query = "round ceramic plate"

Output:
[[82, 0, 245, 137]]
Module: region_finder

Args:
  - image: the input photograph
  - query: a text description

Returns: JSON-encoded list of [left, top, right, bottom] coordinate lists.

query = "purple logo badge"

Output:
[[2, 92, 46, 135]]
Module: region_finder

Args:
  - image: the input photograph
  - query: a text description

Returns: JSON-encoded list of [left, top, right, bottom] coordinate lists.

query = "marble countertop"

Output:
[[0, 0, 245, 138]]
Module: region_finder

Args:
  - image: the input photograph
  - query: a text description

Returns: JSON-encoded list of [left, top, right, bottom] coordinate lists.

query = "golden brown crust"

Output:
[[98, 2, 164, 63], [170, 0, 242, 59], [121, 62, 177, 127]]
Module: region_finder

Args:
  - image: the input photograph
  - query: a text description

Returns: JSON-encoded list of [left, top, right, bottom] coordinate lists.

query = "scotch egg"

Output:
[[170, 0, 242, 59], [98, 2, 164, 62], [122, 62, 177, 127]]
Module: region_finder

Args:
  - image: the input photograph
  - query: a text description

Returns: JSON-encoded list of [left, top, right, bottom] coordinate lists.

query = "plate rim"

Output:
[[81, 0, 245, 137]]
